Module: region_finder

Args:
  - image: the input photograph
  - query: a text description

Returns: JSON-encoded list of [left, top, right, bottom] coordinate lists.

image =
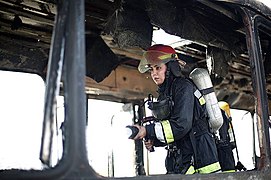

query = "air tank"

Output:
[[189, 68, 223, 133], [218, 101, 235, 146]]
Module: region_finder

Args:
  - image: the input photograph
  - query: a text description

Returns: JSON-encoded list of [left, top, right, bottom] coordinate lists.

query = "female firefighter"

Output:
[[132, 44, 221, 174]]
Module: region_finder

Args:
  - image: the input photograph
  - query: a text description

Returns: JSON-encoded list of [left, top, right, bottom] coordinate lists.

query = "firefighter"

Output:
[[132, 44, 221, 174]]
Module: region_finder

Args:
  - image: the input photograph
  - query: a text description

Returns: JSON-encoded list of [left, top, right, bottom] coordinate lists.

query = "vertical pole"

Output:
[[63, 0, 87, 165], [133, 103, 146, 176], [38, 0, 97, 179], [40, 0, 68, 166]]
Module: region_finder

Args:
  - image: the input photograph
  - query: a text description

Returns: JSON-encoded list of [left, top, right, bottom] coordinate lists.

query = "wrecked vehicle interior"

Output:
[[0, 0, 270, 179]]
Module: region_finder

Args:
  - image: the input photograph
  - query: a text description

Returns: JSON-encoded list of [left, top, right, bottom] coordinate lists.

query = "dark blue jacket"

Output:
[[145, 75, 221, 174]]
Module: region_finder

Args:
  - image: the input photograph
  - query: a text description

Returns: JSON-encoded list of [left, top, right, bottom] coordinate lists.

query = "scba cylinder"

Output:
[[218, 101, 235, 146], [189, 68, 223, 133]]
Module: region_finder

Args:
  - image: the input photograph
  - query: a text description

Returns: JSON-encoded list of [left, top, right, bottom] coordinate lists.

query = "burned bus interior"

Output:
[[0, 0, 271, 179]]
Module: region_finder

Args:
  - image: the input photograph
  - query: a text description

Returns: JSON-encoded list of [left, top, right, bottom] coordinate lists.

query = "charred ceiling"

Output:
[[0, 0, 271, 112]]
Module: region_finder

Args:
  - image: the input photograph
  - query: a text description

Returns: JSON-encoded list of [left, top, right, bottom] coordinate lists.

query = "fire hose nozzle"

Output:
[[126, 125, 139, 139]]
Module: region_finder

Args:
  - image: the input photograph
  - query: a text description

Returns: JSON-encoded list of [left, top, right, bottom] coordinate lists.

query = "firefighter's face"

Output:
[[150, 63, 167, 85]]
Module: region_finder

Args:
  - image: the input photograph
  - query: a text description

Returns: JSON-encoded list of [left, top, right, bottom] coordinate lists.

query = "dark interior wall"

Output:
[[0, 35, 49, 78], [85, 35, 119, 82]]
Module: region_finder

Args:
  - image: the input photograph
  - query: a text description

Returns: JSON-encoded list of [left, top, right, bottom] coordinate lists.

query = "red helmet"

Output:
[[138, 44, 178, 73], [148, 44, 176, 54]]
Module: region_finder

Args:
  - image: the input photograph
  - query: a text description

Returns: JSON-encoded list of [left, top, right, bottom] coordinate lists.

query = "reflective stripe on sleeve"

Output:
[[196, 162, 221, 174], [154, 122, 166, 143], [161, 120, 174, 143]]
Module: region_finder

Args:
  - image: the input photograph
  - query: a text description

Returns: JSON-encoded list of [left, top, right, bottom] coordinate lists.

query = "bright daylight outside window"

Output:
[[0, 70, 45, 170], [86, 99, 136, 177], [54, 97, 138, 177]]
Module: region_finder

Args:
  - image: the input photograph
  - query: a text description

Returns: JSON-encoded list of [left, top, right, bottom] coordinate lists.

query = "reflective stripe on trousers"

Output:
[[196, 162, 221, 174], [185, 162, 221, 174]]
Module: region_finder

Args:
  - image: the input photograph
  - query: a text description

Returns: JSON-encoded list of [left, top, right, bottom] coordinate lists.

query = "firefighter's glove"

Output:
[[131, 124, 146, 140]]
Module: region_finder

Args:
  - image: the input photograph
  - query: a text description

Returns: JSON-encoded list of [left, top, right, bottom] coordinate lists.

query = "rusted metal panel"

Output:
[[215, 0, 271, 18], [115, 66, 157, 96], [85, 65, 157, 100], [86, 69, 117, 89], [240, 7, 271, 170]]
